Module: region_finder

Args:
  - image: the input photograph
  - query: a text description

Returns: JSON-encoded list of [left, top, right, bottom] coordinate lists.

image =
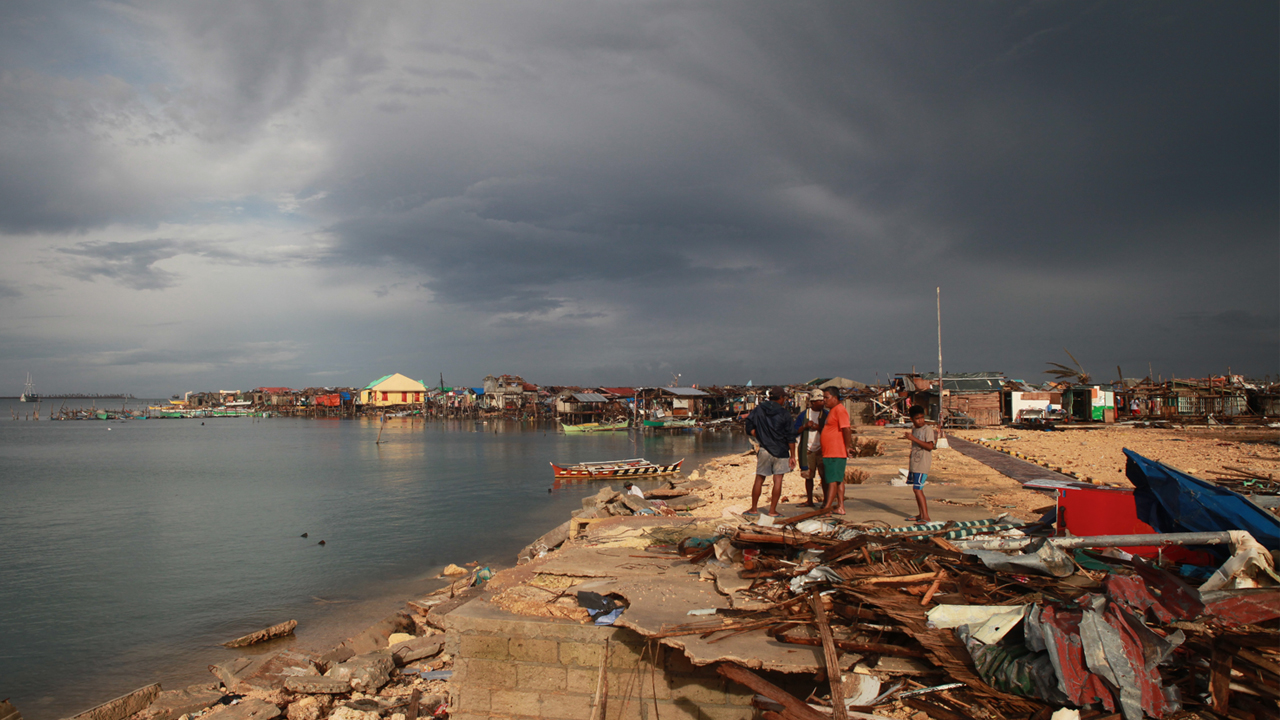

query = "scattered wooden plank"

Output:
[[902, 697, 967, 720], [1236, 647, 1280, 677], [717, 663, 829, 720], [782, 507, 835, 526], [920, 570, 947, 606], [406, 688, 421, 720], [1210, 641, 1232, 714], [852, 572, 937, 586], [811, 594, 848, 720], [590, 639, 609, 720], [773, 633, 929, 659]]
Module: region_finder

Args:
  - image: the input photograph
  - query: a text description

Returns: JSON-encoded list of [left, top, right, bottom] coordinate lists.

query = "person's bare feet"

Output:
[[800, 501, 817, 508]]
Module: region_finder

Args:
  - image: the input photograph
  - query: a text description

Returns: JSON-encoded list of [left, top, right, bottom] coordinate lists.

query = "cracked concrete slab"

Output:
[[500, 519, 829, 673]]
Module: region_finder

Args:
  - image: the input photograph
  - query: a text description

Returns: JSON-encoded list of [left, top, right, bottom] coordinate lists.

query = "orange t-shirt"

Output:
[[819, 403, 851, 458]]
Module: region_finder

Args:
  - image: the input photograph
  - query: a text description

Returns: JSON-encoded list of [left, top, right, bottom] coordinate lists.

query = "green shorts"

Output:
[[822, 457, 847, 484]]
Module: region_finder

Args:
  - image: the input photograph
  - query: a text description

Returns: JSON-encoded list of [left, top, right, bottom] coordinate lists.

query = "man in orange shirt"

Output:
[[818, 387, 855, 514]]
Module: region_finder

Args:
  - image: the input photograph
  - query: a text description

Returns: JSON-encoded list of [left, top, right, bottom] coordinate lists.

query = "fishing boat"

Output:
[[550, 457, 684, 480], [19, 373, 38, 402], [642, 418, 695, 428], [560, 420, 630, 433]]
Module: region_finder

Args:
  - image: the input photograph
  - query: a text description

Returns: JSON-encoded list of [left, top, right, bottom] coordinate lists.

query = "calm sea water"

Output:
[[0, 399, 741, 718]]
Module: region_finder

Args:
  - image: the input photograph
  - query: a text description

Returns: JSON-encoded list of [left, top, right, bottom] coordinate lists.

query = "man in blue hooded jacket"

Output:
[[744, 386, 797, 516]]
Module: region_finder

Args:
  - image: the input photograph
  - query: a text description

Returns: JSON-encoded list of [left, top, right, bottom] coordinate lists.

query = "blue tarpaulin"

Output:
[[1124, 448, 1280, 554]]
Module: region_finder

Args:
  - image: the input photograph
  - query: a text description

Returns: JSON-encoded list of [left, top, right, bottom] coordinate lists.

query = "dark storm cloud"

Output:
[[311, 1, 1275, 382], [0, 1, 1275, 394], [0, 281, 20, 300], [56, 239, 188, 290], [328, 182, 778, 314], [143, 0, 381, 135], [0, 0, 376, 233], [54, 238, 319, 290]]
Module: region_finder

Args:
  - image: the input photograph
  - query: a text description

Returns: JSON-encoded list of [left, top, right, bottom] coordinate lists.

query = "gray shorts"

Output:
[[756, 448, 790, 476]]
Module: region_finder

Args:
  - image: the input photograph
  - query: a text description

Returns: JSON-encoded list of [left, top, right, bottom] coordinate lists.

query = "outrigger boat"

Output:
[[642, 418, 695, 428], [560, 420, 630, 434], [550, 457, 684, 480]]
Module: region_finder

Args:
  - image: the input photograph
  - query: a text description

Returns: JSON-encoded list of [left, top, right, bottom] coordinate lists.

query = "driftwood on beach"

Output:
[[222, 619, 298, 648]]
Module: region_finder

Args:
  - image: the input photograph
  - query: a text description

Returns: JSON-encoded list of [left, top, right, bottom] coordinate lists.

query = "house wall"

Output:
[[943, 392, 1001, 426], [1177, 394, 1248, 416], [1009, 392, 1062, 419], [445, 600, 755, 720], [363, 389, 424, 406]]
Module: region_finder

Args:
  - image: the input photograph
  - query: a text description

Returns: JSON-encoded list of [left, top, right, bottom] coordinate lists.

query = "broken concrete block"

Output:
[[317, 613, 415, 666], [67, 683, 160, 720], [664, 494, 705, 510], [285, 696, 326, 720], [328, 708, 379, 720], [386, 632, 413, 647], [210, 651, 317, 702], [223, 620, 297, 648], [209, 656, 255, 686], [139, 683, 225, 720], [419, 695, 448, 715], [517, 520, 573, 563], [621, 494, 655, 513], [581, 486, 619, 511], [325, 650, 394, 693], [391, 635, 445, 666], [200, 698, 281, 720], [282, 675, 351, 694]]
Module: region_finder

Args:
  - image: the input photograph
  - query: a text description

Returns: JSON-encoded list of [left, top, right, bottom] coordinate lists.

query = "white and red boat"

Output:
[[549, 457, 684, 480]]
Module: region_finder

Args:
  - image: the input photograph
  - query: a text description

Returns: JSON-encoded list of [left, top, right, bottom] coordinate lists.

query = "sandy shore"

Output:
[[950, 424, 1280, 486]]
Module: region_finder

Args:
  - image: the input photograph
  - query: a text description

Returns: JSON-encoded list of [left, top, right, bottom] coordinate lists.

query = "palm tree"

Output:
[[1045, 349, 1091, 385]]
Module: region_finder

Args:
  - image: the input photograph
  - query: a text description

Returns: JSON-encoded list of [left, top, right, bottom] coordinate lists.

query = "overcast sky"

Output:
[[1, 1, 1275, 396]]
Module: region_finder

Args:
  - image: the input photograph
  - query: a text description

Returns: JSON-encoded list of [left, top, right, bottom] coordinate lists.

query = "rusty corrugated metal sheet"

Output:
[[1201, 589, 1280, 624]]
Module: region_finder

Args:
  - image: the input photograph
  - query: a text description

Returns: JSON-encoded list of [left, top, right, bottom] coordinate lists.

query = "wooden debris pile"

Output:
[[668, 515, 1280, 720]]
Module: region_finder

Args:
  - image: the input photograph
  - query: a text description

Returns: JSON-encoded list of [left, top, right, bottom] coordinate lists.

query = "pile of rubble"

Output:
[[516, 481, 709, 564], [677, 511, 1279, 720], [37, 569, 497, 720]]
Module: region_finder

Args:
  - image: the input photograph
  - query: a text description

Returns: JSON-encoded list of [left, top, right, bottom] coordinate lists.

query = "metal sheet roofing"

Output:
[[942, 378, 1003, 393], [571, 393, 608, 403], [664, 387, 710, 396]]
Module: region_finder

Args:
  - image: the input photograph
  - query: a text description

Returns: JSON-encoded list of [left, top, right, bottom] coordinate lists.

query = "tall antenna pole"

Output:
[[937, 287, 943, 421]]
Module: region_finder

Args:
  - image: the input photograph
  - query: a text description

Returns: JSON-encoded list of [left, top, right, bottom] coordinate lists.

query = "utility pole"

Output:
[[936, 287, 943, 422]]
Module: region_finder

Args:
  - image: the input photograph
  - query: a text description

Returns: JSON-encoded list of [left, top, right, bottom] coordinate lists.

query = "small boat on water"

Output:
[[560, 420, 630, 434], [643, 418, 695, 428], [550, 457, 684, 480]]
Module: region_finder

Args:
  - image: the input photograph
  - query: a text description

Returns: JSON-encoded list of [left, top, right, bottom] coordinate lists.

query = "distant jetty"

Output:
[[3, 393, 135, 400]]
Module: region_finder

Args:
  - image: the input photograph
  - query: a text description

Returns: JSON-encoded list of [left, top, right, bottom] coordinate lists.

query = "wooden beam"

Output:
[[811, 594, 848, 720], [1210, 641, 1232, 716], [773, 633, 929, 658], [717, 663, 830, 720], [902, 698, 967, 720]]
